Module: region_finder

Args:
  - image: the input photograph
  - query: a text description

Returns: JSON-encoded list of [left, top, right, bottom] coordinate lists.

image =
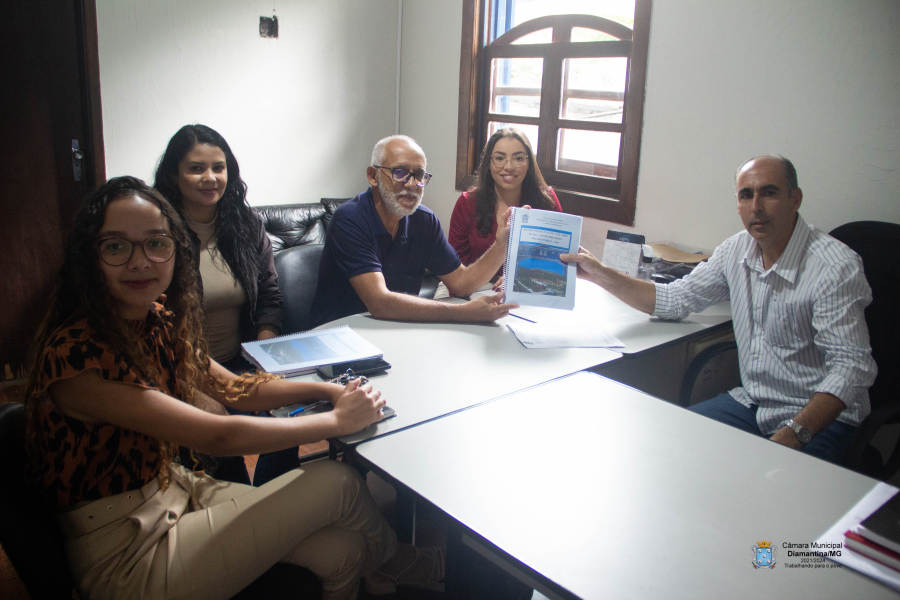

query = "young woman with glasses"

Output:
[[448, 127, 562, 280], [22, 177, 443, 600]]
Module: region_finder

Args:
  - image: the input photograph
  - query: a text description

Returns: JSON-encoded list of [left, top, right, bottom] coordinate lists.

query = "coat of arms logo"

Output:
[[752, 540, 777, 569]]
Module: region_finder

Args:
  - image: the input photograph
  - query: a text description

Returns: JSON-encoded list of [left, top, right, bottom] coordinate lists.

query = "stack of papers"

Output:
[[843, 489, 900, 573], [506, 320, 623, 349], [816, 482, 900, 591]]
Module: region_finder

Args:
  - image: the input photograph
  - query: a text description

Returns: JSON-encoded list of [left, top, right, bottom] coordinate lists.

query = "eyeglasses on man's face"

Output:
[[491, 154, 529, 168], [97, 235, 176, 267], [374, 166, 433, 187]]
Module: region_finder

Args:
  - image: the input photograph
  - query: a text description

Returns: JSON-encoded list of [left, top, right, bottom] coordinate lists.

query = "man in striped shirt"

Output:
[[561, 155, 876, 462]]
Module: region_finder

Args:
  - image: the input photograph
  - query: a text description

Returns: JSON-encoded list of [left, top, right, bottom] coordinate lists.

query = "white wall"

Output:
[[400, 0, 900, 254], [397, 1, 465, 222], [97, 0, 399, 205], [636, 0, 900, 250]]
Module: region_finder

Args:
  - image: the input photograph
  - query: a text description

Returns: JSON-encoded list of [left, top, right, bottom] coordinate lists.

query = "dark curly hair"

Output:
[[23, 176, 274, 489], [473, 127, 556, 236], [153, 124, 262, 304]]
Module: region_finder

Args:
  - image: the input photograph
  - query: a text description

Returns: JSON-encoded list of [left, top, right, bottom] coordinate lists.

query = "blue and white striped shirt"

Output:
[[654, 214, 876, 433]]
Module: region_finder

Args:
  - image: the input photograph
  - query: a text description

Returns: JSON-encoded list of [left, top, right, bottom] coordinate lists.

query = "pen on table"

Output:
[[509, 312, 537, 323], [289, 400, 330, 416]]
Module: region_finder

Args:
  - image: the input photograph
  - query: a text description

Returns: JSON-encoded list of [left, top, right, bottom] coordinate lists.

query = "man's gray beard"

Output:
[[379, 178, 422, 217]]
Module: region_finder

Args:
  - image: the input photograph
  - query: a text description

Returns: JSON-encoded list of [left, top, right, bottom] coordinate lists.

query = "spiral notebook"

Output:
[[502, 207, 583, 310], [241, 325, 382, 377]]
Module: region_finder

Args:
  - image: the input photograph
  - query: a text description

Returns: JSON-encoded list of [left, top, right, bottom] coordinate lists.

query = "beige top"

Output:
[[184, 213, 248, 362]]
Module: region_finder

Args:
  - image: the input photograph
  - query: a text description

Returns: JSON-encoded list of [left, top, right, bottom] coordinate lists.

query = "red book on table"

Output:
[[845, 529, 900, 572], [856, 491, 900, 555]]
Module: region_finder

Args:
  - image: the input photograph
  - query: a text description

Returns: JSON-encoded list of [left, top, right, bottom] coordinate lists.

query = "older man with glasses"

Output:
[[309, 135, 517, 328]]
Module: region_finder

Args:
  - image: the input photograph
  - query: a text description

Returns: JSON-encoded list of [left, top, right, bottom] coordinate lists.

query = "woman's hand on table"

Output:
[[332, 377, 386, 435], [325, 382, 347, 406], [491, 275, 504, 292]]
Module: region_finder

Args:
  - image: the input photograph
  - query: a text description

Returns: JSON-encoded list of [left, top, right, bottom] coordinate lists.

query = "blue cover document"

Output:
[[241, 325, 382, 377], [502, 207, 583, 310]]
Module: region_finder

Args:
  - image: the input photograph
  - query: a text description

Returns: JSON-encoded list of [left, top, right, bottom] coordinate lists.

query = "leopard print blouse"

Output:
[[34, 301, 184, 508]]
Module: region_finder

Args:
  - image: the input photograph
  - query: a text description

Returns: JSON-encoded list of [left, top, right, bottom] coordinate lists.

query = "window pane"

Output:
[[490, 58, 543, 118], [489, 122, 539, 156], [511, 28, 552, 44], [561, 57, 627, 123], [571, 27, 618, 42], [510, 0, 635, 29], [557, 129, 620, 179]]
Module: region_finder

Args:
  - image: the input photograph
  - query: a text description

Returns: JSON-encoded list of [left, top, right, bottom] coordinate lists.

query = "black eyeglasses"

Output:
[[97, 235, 176, 266], [374, 166, 433, 187]]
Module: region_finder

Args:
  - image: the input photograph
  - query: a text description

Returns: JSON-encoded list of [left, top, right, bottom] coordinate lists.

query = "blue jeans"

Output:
[[688, 393, 856, 464]]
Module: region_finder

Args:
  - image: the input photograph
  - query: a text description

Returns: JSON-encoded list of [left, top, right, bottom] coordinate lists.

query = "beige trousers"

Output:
[[57, 460, 397, 600]]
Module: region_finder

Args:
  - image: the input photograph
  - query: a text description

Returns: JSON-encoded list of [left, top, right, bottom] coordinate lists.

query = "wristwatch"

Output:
[[786, 419, 812, 445]]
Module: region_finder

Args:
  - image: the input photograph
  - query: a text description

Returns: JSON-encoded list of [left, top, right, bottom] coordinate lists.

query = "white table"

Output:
[[295, 312, 620, 445], [354, 372, 898, 600], [290, 279, 731, 446], [511, 277, 733, 355], [296, 280, 731, 444]]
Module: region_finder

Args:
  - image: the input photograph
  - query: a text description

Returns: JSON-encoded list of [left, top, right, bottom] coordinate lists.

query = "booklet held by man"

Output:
[[241, 325, 383, 377], [502, 207, 583, 310]]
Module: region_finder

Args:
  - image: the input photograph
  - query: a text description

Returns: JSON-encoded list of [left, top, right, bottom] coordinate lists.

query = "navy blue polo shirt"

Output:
[[309, 188, 461, 328]]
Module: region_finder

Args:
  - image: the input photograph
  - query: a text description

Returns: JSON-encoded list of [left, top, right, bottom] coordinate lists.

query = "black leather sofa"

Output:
[[254, 198, 438, 333], [254, 199, 344, 334]]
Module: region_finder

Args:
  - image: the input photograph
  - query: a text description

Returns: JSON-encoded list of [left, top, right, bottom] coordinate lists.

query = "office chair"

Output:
[[419, 273, 440, 299], [678, 341, 741, 407], [0, 402, 322, 599], [0, 402, 73, 599], [830, 221, 900, 480]]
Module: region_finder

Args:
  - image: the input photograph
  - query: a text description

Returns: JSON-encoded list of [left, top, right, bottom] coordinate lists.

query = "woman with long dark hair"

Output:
[[154, 125, 293, 485], [154, 124, 280, 370], [449, 127, 562, 278], [22, 176, 444, 599]]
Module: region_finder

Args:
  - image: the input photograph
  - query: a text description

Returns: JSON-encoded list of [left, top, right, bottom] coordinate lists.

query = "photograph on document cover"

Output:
[[512, 225, 572, 297]]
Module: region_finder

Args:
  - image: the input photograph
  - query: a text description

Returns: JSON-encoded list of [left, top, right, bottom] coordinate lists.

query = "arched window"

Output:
[[456, 1, 652, 226]]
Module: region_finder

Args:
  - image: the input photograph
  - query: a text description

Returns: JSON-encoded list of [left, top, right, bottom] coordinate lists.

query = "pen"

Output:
[[289, 400, 330, 417], [509, 312, 537, 323]]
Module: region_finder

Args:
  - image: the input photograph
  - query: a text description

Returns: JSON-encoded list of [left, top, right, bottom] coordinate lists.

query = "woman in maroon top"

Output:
[[449, 127, 561, 277]]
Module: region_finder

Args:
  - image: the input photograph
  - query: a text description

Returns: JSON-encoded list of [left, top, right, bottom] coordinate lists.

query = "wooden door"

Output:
[[0, 0, 104, 377]]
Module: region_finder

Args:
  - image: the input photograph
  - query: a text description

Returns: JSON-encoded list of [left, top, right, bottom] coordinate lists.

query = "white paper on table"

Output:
[[507, 320, 624, 349], [816, 482, 900, 590]]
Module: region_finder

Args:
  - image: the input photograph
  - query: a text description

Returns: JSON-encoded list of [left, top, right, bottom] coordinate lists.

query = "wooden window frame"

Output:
[[455, 0, 652, 226]]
